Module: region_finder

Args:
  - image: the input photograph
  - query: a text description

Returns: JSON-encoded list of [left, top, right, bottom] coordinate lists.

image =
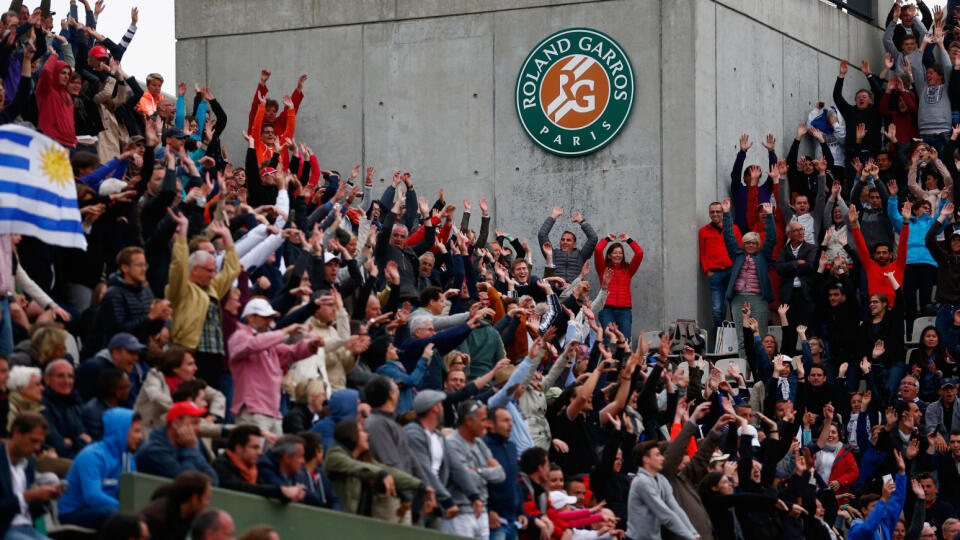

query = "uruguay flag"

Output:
[[0, 125, 85, 250]]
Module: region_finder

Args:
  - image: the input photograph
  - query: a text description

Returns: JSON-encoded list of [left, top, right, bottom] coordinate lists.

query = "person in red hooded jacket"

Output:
[[36, 56, 76, 148], [594, 233, 643, 344]]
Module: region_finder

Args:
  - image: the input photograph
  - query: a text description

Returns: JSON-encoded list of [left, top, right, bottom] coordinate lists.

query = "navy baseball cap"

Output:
[[107, 332, 145, 352], [941, 378, 957, 389], [162, 127, 186, 140]]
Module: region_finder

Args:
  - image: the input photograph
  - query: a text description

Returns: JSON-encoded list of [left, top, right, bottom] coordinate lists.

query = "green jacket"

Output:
[[323, 445, 425, 515], [461, 323, 506, 379]]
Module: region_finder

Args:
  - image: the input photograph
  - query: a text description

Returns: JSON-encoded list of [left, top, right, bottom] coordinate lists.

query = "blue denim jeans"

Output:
[[936, 303, 960, 345], [4, 526, 51, 540], [490, 521, 518, 540], [922, 133, 948, 156], [0, 298, 12, 356], [708, 268, 733, 331], [59, 505, 115, 530], [598, 306, 633, 345], [219, 371, 235, 423]]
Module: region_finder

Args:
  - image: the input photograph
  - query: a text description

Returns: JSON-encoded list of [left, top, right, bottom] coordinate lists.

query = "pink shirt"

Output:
[[227, 324, 315, 418], [734, 255, 762, 294]]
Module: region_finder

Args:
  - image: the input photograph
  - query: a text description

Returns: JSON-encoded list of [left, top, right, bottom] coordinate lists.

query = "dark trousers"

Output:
[[904, 263, 937, 336], [193, 351, 224, 391]]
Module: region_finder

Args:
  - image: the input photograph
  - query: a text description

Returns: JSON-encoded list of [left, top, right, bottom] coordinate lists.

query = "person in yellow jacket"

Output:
[[165, 209, 241, 390]]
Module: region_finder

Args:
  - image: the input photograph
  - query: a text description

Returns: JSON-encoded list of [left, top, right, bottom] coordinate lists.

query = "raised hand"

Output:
[[739, 134, 752, 152], [872, 340, 885, 359], [761, 133, 776, 152], [839, 59, 848, 77]]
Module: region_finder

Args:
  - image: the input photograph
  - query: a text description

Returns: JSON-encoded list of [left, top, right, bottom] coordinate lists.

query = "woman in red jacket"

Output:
[[810, 405, 859, 496], [594, 233, 643, 343]]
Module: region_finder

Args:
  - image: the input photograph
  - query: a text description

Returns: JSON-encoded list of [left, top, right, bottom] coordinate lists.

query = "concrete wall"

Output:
[[175, 0, 884, 336]]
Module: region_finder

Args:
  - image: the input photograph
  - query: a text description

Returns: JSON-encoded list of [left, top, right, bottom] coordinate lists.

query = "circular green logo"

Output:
[[515, 28, 635, 157]]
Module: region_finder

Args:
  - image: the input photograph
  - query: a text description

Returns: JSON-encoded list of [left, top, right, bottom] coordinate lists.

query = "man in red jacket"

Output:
[[850, 203, 909, 306], [700, 202, 741, 332], [246, 69, 306, 135]]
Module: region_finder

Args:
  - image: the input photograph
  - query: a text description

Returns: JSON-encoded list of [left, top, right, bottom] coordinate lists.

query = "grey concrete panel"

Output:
[[661, 0, 699, 325], [361, 14, 495, 207], [782, 39, 821, 161], [175, 0, 315, 40], [314, 0, 397, 27], [396, 0, 608, 19], [715, 4, 784, 198], [175, 39, 207, 91], [818, 2, 846, 60], [202, 25, 364, 173], [693, 0, 719, 327]]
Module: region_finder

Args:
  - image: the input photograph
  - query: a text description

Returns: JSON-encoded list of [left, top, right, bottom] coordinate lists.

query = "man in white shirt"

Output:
[[1, 413, 66, 540]]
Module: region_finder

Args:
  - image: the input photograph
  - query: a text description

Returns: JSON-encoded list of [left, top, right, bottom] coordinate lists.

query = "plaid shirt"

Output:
[[196, 296, 225, 355]]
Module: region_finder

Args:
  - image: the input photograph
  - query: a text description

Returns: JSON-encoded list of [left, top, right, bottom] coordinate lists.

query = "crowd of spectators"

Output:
[[11, 0, 960, 540]]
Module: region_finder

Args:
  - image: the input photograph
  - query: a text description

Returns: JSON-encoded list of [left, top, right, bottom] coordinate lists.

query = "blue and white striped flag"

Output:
[[0, 125, 85, 250]]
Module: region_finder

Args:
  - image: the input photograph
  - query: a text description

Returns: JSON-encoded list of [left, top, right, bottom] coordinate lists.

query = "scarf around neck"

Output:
[[226, 448, 257, 484]]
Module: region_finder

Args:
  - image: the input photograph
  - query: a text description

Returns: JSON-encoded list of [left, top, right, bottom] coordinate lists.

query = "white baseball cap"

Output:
[[241, 297, 280, 319], [549, 490, 577, 510]]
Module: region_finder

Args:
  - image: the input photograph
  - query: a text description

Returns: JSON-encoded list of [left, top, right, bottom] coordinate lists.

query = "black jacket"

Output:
[[40, 388, 89, 459], [0, 442, 44, 539], [374, 211, 436, 300], [774, 241, 818, 304], [212, 453, 289, 501], [282, 403, 316, 435], [83, 272, 163, 356], [138, 496, 190, 540]]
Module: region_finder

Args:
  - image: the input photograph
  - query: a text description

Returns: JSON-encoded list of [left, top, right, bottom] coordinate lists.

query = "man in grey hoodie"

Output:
[[910, 29, 953, 154]]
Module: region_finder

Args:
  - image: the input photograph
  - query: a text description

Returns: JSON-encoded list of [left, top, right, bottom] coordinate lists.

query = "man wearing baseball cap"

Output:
[[162, 127, 187, 154], [228, 297, 324, 437], [76, 332, 145, 403], [927, 378, 960, 439], [134, 401, 218, 484], [402, 389, 464, 525]]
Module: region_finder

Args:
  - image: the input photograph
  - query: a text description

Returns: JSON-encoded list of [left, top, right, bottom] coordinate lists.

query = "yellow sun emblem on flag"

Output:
[[38, 145, 72, 189]]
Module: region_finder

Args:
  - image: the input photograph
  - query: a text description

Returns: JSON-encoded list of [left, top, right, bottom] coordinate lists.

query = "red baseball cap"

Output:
[[89, 45, 109, 59], [260, 167, 277, 176], [166, 401, 208, 423]]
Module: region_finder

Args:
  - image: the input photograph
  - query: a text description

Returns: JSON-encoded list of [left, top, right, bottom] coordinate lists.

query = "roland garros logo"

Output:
[[515, 28, 635, 157]]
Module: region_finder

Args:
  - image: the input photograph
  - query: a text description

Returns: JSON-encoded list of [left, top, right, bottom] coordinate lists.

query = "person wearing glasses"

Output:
[[82, 246, 171, 358], [720, 198, 777, 358], [856, 271, 906, 401]]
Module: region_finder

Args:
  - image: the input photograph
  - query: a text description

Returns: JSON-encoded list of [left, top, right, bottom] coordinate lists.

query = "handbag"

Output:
[[715, 321, 738, 355]]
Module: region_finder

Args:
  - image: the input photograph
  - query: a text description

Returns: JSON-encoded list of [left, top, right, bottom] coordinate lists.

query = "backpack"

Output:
[[667, 318, 706, 354]]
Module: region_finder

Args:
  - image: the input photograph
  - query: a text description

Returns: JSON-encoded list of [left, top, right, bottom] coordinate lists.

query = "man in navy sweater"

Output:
[[484, 406, 522, 540]]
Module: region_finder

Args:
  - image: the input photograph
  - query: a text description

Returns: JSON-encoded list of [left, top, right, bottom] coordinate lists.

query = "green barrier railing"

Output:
[[118, 472, 461, 540]]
